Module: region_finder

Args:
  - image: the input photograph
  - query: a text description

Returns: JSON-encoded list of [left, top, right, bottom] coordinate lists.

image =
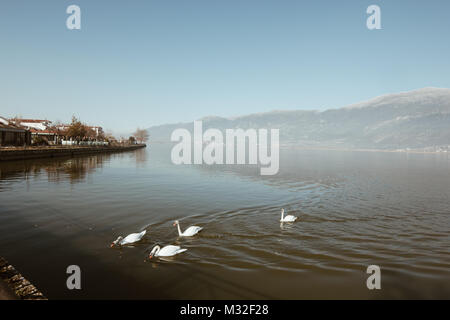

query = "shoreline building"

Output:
[[14, 119, 59, 144], [4, 117, 106, 146], [0, 116, 31, 146]]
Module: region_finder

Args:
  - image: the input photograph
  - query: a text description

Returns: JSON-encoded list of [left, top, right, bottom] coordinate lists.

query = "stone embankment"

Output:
[[0, 257, 47, 300], [0, 144, 146, 161]]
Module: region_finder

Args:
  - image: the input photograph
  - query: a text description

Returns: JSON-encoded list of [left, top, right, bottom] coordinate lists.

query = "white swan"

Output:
[[149, 245, 187, 258], [110, 230, 146, 247], [280, 208, 298, 222], [173, 220, 203, 237]]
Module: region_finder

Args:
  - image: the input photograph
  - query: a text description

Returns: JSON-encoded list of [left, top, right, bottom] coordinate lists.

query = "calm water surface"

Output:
[[0, 145, 449, 299]]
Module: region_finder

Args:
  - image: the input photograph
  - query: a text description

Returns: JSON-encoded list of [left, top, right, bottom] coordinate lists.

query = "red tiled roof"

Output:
[[13, 119, 51, 123], [29, 128, 58, 134]]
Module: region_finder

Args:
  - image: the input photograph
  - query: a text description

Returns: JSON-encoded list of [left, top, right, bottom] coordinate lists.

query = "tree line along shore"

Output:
[[1, 115, 149, 147]]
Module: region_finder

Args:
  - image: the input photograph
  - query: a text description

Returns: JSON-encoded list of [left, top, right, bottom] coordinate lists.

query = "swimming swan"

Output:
[[280, 208, 298, 222], [111, 230, 146, 247], [148, 245, 187, 258], [173, 220, 203, 237]]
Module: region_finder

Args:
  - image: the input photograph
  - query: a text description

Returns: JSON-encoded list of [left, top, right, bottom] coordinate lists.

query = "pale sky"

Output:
[[1, 0, 450, 135]]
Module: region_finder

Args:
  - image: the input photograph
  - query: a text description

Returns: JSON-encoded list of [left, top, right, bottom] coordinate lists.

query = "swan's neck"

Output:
[[155, 246, 160, 256], [177, 223, 182, 236], [281, 210, 284, 220]]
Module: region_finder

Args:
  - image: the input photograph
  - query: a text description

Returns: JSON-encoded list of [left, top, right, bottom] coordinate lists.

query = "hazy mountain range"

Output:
[[147, 87, 450, 150]]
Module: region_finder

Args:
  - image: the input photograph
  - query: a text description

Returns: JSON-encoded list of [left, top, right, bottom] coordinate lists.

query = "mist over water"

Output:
[[0, 145, 449, 299]]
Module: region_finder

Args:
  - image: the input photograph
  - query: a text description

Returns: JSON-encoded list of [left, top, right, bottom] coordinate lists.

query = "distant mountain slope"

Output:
[[147, 88, 450, 149]]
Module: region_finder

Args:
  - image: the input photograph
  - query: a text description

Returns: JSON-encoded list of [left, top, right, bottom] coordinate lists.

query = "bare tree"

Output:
[[65, 116, 88, 141], [133, 128, 149, 144]]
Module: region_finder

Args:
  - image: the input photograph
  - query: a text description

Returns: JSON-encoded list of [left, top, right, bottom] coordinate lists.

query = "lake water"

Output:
[[0, 145, 449, 299]]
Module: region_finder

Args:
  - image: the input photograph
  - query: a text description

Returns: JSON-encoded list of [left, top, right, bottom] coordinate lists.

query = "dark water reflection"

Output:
[[0, 145, 449, 299], [0, 155, 106, 185], [0, 149, 148, 186]]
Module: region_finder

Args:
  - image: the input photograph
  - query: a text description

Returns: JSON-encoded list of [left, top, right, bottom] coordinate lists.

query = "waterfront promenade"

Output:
[[0, 144, 146, 161]]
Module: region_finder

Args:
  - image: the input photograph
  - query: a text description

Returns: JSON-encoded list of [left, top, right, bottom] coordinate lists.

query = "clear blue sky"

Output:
[[1, 0, 450, 134]]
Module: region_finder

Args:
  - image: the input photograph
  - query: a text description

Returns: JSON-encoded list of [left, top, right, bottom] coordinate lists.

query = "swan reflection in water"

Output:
[[280, 221, 297, 230]]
